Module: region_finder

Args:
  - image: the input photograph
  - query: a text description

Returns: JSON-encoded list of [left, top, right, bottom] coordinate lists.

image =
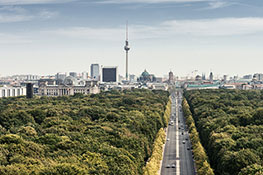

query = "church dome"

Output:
[[141, 70, 150, 77], [63, 76, 78, 86]]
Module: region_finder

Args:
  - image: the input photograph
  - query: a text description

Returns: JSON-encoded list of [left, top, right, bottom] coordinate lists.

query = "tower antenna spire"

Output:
[[126, 21, 128, 40]]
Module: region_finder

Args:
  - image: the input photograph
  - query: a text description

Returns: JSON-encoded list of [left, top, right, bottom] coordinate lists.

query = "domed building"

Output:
[[138, 69, 156, 83], [63, 76, 78, 86], [195, 75, 202, 81], [38, 76, 100, 97]]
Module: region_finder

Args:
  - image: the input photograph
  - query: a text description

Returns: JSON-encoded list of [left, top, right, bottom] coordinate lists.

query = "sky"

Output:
[[0, 0, 263, 78]]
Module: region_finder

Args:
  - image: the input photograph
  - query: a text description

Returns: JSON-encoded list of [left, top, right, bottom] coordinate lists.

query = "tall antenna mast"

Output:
[[126, 21, 128, 40], [124, 21, 130, 81]]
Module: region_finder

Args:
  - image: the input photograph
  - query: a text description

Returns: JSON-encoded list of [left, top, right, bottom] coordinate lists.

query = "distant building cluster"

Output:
[[2, 67, 263, 98], [182, 72, 263, 90], [0, 64, 174, 98]]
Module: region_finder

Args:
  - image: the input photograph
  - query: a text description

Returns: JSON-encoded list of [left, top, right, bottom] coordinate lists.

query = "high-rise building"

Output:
[[223, 75, 228, 81], [243, 75, 252, 79], [56, 73, 66, 80], [82, 72, 88, 80], [26, 83, 34, 98], [209, 72, 214, 82], [168, 71, 174, 84], [102, 67, 118, 82], [26, 75, 40, 81], [202, 73, 206, 80], [129, 74, 137, 82], [91, 64, 100, 80], [253, 73, 263, 81], [69, 72, 77, 78]]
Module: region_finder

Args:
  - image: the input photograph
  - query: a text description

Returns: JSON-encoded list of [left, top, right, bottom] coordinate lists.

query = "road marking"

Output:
[[176, 159, 180, 175], [176, 96, 180, 175]]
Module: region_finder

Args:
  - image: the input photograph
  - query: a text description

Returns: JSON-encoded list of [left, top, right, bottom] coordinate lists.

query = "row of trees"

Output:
[[184, 89, 263, 175], [182, 98, 214, 175], [143, 99, 171, 175], [0, 89, 169, 175]]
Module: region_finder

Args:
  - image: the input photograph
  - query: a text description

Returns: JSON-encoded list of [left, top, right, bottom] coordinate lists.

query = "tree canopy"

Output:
[[0, 89, 169, 175], [185, 89, 263, 175]]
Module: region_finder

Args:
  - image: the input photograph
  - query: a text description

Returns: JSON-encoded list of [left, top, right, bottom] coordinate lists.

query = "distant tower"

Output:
[[202, 73, 206, 80], [209, 72, 214, 82], [124, 21, 130, 81], [169, 71, 174, 84]]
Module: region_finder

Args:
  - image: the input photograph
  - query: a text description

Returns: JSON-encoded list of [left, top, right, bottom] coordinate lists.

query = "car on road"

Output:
[[182, 140, 186, 144], [182, 132, 184, 135], [187, 147, 191, 150], [167, 138, 170, 141], [171, 164, 176, 168], [166, 164, 171, 168]]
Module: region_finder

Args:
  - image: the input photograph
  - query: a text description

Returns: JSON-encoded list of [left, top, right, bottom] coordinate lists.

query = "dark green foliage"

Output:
[[185, 89, 263, 175], [182, 99, 214, 175], [0, 89, 169, 175]]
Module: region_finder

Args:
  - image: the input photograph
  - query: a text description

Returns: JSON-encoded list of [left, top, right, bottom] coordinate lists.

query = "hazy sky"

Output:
[[0, 0, 263, 77]]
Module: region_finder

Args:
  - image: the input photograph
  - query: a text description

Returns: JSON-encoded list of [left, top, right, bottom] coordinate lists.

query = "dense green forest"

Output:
[[184, 89, 263, 175], [182, 99, 214, 175], [0, 89, 170, 175]]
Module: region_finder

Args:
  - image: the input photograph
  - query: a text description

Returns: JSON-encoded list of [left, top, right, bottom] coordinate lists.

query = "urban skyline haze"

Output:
[[0, 0, 263, 77]]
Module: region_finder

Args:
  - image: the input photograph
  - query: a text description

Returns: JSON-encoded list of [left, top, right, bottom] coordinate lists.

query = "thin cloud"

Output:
[[0, 14, 33, 23], [38, 10, 58, 19], [205, 1, 234, 9], [0, 33, 32, 44], [45, 17, 263, 41], [98, 0, 211, 4], [0, 6, 28, 13], [0, 6, 58, 23], [0, 0, 76, 5], [45, 27, 124, 40], [162, 18, 263, 36]]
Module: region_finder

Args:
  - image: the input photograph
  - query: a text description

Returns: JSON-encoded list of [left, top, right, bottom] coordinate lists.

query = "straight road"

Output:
[[160, 90, 195, 175]]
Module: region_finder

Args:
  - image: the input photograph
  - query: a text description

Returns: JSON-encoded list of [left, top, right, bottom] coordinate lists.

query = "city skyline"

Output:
[[0, 0, 263, 77]]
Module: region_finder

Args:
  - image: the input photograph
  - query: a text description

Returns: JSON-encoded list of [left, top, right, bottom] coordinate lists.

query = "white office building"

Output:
[[0, 86, 26, 98], [91, 64, 100, 80]]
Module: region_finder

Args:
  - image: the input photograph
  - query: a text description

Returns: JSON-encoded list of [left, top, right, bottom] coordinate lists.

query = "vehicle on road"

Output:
[[166, 164, 171, 168], [171, 164, 176, 168], [167, 138, 170, 141], [187, 147, 191, 150], [182, 140, 186, 144]]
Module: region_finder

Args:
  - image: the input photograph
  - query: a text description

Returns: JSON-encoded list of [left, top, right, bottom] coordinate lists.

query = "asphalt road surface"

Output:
[[160, 91, 196, 175]]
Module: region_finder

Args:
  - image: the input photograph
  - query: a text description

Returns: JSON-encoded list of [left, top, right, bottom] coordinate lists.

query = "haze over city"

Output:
[[1, 0, 263, 77]]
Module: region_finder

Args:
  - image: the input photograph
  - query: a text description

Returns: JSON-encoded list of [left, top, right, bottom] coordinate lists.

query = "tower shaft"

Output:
[[126, 51, 128, 80], [124, 21, 130, 81]]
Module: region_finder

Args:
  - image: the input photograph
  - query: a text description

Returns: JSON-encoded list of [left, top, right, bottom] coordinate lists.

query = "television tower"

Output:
[[124, 21, 130, 81]]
